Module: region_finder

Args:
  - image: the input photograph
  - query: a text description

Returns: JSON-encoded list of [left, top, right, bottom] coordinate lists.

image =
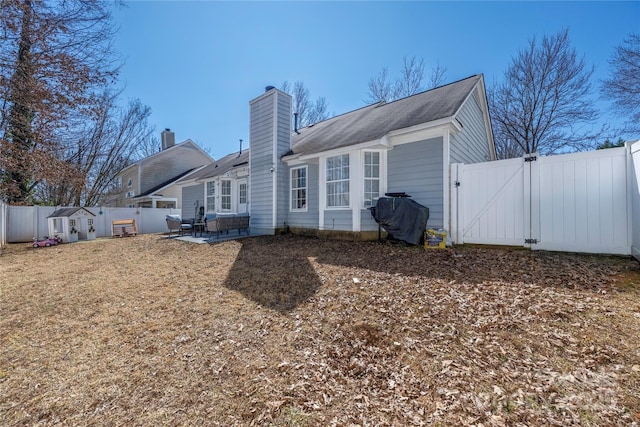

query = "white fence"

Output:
[[451, 141, 640, 257], [632, 141, 640, 261], [1, 206, 180, 243]]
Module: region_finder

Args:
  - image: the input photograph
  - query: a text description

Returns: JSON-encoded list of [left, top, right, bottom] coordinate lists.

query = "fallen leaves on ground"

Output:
[[1, 234, 639, 426]]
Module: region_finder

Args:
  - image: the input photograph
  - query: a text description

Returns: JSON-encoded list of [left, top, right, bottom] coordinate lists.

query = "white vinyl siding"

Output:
[[221, 180, 231, 211], [363, 151, 380, 207], [290, 166, 307, 211], [326, 154, 350, 208], [206, 181, 215, 212]]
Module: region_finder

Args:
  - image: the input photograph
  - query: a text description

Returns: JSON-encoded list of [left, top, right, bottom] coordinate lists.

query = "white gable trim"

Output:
[[283, 121, 456, 165], [452, 74, 496, 161]]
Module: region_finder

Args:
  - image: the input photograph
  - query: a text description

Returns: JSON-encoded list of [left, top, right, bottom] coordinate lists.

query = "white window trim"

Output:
[[325, 153, 351, 209], [290, 165, 308, 212], [221, 179, 232, 211], [362, 150, 385, 208], [206, 180, 216, 213], [238, 181, 248, 205]]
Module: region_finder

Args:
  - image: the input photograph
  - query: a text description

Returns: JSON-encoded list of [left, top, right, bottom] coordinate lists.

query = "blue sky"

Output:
[[112, 1, 640, 159]]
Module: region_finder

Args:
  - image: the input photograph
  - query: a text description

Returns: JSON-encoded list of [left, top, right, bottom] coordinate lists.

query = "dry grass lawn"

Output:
[[1, 233, 640, 426]]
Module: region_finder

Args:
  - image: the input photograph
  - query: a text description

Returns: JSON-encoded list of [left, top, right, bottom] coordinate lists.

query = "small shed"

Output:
[[47, 207, 96, 242]]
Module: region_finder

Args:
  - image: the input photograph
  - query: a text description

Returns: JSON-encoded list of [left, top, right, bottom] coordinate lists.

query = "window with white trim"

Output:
[[206, 181, 216, 211], [326, 154, 349, 207], [363, 151, 380, 207], [239, 183, 247, 204], [221, 180, 231, 210], [290, 166, 307, 211]]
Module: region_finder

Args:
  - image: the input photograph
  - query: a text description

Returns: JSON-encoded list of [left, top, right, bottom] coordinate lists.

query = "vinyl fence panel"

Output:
[[5, 207, 181, 243], [631, 141, 640, 262], [534, 148, 630, 254], [453, 146, 634, 255]]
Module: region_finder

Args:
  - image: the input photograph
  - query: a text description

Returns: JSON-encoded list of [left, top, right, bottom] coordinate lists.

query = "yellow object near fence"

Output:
[[424, 229, 446, 249]]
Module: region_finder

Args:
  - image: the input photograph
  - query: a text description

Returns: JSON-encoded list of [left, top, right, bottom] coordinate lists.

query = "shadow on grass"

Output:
[[220, 236, 323, 313], [220, 234, 640, 311]]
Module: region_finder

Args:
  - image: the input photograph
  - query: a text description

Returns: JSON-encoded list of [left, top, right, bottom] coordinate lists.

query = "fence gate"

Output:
[[451, 156, 532, 246], [451, 146, 632, 255]]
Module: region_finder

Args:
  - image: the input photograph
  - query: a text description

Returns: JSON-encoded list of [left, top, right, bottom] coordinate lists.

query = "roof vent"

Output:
[[265, 85, 275, 92]]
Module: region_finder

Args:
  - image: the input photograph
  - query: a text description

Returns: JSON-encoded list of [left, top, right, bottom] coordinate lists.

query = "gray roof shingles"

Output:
[[49, 207, 96, 218], [181, 149, 250, 182], [290, 74, 481, 157]]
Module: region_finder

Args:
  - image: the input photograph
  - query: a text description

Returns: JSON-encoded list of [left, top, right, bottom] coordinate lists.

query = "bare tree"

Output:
[[601, 33, 640, 134], [395, 56, 425, 98], [364, 67, 396, 104], [364, 56, 447, 103], [281, 80, 329, 128], [428, 62, 448, 89], [35, 92, 155, 206], [0, 0, 120, 204], [490, 29, 600, 156]]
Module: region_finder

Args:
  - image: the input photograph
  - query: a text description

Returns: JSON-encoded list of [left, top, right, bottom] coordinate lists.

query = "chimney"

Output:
[[161, 128, 175, 150]]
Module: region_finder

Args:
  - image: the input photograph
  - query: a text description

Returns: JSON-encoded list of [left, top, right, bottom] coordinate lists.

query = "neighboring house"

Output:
[[248, 74, 496, 238], [176, 149, 250, 220], [112, 129, 213, 209]]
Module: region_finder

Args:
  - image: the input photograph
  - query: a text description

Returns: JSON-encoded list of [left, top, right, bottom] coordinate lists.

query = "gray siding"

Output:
[[388, 137, 444, 228], [450, 91, 491, 164], [286, 163, 320, 229], [323, 210, 352, 230], [181, 183, 204, 220], [361, 209, 378, 231], [140, 143, 210, 194], [249, 89, 291, 234], [275, 94, 292, 228]]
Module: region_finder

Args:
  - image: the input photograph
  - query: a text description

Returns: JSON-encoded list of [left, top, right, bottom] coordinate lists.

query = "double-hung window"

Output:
[[206, 181, 216, 211], [363, 151, 380, 207], [326, 154, 349, 207], [221, 180, 231, 210], [239, 183, 247, 204], [290, 166, 307, 211]]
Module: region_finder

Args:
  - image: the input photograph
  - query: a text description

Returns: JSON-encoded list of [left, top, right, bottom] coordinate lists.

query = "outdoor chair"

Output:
[[166, 215, 193, 237]]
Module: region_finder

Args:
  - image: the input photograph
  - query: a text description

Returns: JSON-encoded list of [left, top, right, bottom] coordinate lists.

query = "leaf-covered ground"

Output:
[[1, 234, 639, 426]]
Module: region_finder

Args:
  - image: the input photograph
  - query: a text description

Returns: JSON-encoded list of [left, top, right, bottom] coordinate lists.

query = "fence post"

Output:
[[0, 201, 7, 247]]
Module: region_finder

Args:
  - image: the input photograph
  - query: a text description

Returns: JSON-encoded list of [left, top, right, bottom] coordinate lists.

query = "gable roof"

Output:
[[48, 207, 96, 218], [290, 75, 483, 156], [178, 149, 250, 183], [134, 167, 200, 198], [119, 139, 214, 174]]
